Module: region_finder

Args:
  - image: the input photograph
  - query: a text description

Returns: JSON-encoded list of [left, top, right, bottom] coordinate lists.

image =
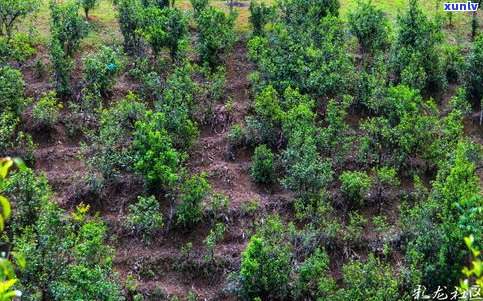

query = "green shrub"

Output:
[[449, 87, 471, 114], [0, 65, 28, 117], [118, 0, 145, 55], [228, 124, 248, 148], [0, 0, 40, 38], [371, 166, 400, 200], [190, 0, 208, 18], [338, 254, 402, 301], [348, 0, 389, 56], [277, 0, 340, 27], [251, 144, 275, 184], [86, 93, 147, 181], [49, 35, 73, 95], [175, 173, 210, 227], [204, 222, 226, 262], [125, 195, 164, 243], [339, 170, 371, 205], [80, 0, 100, 18], [141, 0, 170, 8], [31, 91, 63, 127], [281, 102, 333, 194], [402, 140, 483, 288], [141, 7, 188, 58], [238, 216, 292, 300], [291, 248, 336, 300], [0, 112, 36, 165], [442, 44, 465, 84], [344, 210, 368, 244], [248, 14, 354, 98], [133, 111, 181, 190], [248, 1, 273, 36], [391, 0, 446, 95], [465, 35, 483, 107], [195, 7, 237, 67], [318, 98, 353, 162], [14, 201, 124, 301], [1, 168, 52, 234], [0, 33, 37, 64], [49, 0, 87, 57], [156, 63, 199, 151], [83, 46, 124, 96]]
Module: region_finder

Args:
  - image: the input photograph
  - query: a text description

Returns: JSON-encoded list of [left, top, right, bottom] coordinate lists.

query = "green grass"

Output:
[[17, 0, 483, 49]]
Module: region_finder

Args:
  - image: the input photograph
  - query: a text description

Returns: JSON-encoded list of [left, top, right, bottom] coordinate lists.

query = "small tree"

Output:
[[49, 36, 73, 95], [248, 0, 273, 36], [392, 0, 445, 95], [338, 254, 401, 301], [251, 144, 275, 184], [175, 173, 211, 227], [371, 166, 400, 200], [117, 0, 145, 55], [0, 0, 39, 38], [80, 0, 100, 18], [31, 91, 63, 127], [348, 0, 389, 57], [49, 0, 87, 57], [125, 195, 163, 243], [141, 7, 188, 59], [83, 46, 124, 96], [0, 65, 28, 117], [238, 216, 292, 300], [195, 7, 237, 67], [339, 170, 371, 205], [465, 35, 483, 107], [133, 111, 180, 189], [190, 0, 208, 18], [203, 222, 226, 263]]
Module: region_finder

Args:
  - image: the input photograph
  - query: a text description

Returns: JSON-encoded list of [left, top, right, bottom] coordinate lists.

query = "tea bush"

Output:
[[391, 0, 446, 95], [1, 168, 51, 234], [49, 36, 73, 95], [0, 33, 36, 64], [465, 35, 483, 107], [0, 65, 28, 117], [250, 144, 275, 184], [348, 0, 389, 56], [371, 166, 400, 200], [248, 1, 273, 36], [0, 0, 40, 38], [238, 216, 292, 300], [175, 173, 210, 227], [49, 0, 87, 57], [195, 7, 237, 67], [86, 93, 147, 181], [291, 248, 336, 300], [125, 195, 164, 243], [83, 46, 124, 96], [337, 254, 402, 301], [31, 91, 63, 127], [204, 222, 226, 262], [190, 0, 208, 18], [133, 111, 180, 190], [15, 202, 124, 301], [80, 0, 100, 18], [118, 0, 145, 55], [339, 170, 371, 205], [141, 7, 188, 59]]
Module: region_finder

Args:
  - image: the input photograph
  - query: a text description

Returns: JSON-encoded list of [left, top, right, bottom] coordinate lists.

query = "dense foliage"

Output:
[[1, 0, 482, 299]]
